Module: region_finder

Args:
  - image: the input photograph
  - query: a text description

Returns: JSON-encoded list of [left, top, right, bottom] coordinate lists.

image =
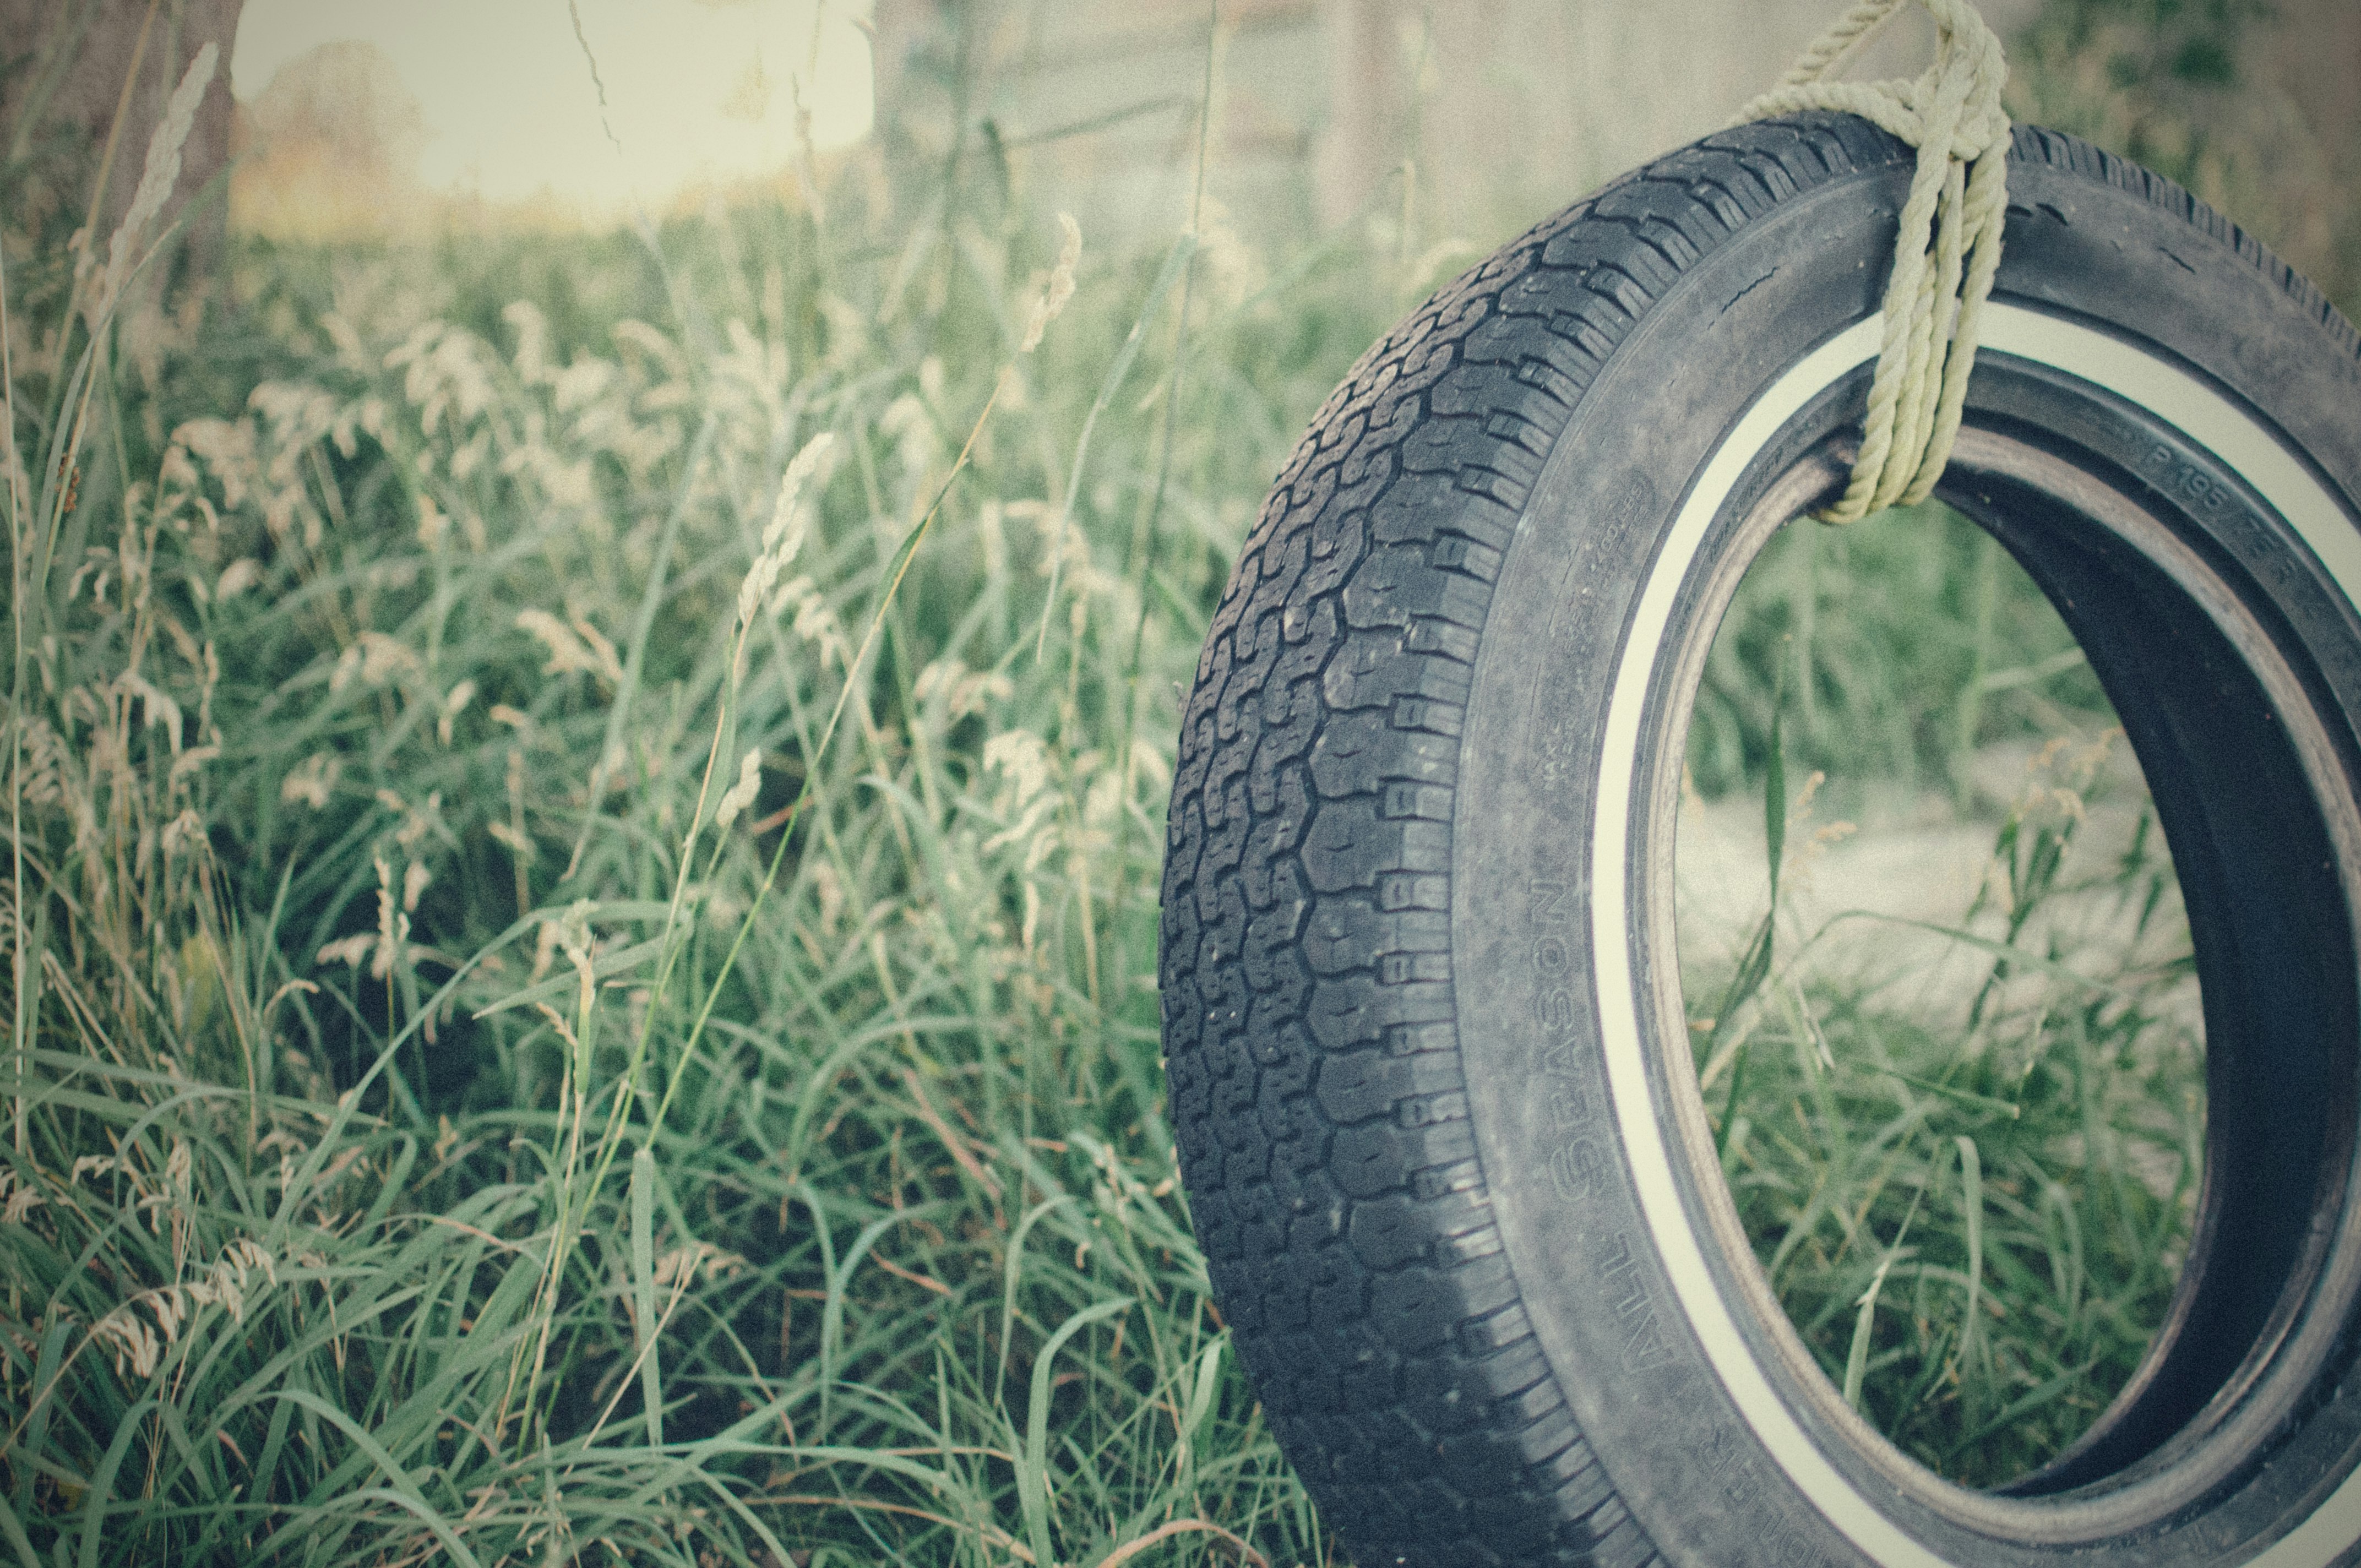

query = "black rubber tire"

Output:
[[1160, 113, 2361, 1566]]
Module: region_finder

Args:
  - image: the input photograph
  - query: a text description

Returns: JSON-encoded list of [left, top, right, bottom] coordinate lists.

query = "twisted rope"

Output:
[[1737, 0, 2012, 524]]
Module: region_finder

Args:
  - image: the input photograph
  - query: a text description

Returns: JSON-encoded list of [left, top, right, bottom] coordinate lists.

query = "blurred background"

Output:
[[9, 1, 2357, 301]]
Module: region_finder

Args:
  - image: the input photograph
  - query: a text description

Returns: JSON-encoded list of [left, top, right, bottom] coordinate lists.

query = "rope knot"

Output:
[[1736, 0, 2012, 524]]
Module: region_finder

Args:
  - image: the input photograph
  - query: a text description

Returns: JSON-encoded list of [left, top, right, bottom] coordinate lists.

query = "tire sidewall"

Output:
[[1450, 148, 2361, 1566]]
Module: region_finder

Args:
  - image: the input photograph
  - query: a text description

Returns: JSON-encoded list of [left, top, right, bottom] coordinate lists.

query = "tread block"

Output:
[[1316, 1046, 1466, 1125]]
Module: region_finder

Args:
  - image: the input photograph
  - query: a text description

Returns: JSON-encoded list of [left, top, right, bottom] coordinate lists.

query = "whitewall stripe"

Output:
[[1588, 303, 2361, 1565]]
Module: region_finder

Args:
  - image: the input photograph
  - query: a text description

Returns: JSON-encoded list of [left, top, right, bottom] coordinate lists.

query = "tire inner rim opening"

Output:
[[1611, 306, 2361, 1561]]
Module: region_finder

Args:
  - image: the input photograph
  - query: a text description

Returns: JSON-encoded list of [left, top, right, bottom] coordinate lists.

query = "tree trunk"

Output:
[[1, 0, 244, 301]]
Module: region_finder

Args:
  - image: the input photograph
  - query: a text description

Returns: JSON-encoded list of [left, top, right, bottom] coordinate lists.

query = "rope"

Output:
[[1736, 0, 2012, 524]]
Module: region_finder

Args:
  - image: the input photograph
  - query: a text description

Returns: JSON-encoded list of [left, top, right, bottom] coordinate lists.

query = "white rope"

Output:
[[1737, 0, 2012, 524]]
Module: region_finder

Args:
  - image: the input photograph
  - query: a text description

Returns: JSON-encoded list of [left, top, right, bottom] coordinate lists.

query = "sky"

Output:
[[230, 0, 875, 216]]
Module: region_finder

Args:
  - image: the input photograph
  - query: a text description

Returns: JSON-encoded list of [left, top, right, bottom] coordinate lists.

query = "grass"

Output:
[[1681, 505, 2205, 1489], [1, 32, 1384, 1566], [1, 6, 2350, 1563], [1684, 496, 2113, 806]]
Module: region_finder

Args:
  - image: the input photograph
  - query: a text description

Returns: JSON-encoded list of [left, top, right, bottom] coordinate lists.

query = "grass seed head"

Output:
[[0, 1171, 44, 1224], [87, 42, 218, 327], [1020, 211, 1084, 352], [713, 749, 763, 832]]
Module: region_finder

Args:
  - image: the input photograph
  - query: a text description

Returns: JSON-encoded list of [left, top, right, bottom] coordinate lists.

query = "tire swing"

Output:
[[1160, 1, 2361, 1562]]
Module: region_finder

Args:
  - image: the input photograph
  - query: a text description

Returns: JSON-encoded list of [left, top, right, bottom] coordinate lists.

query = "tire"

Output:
[[1160, 112, 2361, 1567]]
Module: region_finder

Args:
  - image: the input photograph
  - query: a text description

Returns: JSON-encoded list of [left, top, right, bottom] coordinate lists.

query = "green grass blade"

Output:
[[632, 1144, 662, 1449], [565, 410, 719, 879], [999, 1195, 1075, 1407], [75, 1398, 155, 1568], [1034, 232, 1197, 657], [1842, 1249, 1900, 1413], [1022, 1296, 1133, 1568], [1956, 1134, 1985, 1379]]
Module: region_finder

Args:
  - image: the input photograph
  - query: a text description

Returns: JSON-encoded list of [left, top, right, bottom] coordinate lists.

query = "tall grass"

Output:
[[0, 26, 1389, 1565]]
